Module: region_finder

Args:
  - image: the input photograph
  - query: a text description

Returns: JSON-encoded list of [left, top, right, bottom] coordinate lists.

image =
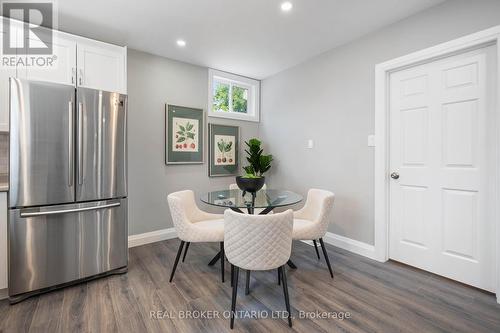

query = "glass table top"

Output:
[[200, 189, 302, 209]]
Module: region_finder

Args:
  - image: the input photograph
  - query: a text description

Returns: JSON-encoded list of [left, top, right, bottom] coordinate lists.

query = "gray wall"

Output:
[[127, 49, 259, 235], [260, 0, 500, 245]]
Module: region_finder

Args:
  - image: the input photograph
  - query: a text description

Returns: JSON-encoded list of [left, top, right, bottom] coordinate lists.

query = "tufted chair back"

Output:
[[224, 209, 293, 271]]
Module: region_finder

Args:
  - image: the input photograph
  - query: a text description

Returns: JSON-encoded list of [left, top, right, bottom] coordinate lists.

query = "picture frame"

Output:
[[208, 124, 239, 177], [165, 104, 204, 165]]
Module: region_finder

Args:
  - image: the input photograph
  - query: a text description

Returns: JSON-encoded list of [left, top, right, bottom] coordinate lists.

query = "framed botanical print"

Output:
[[208, 124, 239, 177], [165, 104, 204, 164]]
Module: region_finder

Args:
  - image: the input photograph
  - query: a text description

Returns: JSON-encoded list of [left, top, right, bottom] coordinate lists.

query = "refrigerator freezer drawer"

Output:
[[8, 198, 128, 297]]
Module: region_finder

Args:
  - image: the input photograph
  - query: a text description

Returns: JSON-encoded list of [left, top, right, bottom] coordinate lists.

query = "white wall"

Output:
[[260, 0, 500, 245], [127, 49, 259, 235]]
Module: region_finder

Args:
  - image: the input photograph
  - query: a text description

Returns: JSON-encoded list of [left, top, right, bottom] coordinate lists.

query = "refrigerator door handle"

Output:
[[68, 101, 74, 187], [78, 102, 84, 185], [20, 202, 121, 218]]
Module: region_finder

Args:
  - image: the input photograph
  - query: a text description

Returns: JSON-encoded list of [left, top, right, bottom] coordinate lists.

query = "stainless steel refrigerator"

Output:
[[8, 78, 128, 303]]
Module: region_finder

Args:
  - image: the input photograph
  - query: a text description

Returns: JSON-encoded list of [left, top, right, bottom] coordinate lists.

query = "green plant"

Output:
[[217, 139, 233, 154], [217, 139, 233, 163], [242, 138, 273, 178], [176, 122, 195, 143]]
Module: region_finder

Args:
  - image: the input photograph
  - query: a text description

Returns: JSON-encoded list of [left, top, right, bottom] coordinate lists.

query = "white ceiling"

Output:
[[57, 0, 445, 79]]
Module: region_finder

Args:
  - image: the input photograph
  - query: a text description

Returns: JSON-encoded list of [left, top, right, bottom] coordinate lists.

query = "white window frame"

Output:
[[208, 68, 260, 122]]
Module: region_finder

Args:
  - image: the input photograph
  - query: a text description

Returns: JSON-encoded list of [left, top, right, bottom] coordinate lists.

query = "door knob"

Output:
[[390, 172, 400, 180]]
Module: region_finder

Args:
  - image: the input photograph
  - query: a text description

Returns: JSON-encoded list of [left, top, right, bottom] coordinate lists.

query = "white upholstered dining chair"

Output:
[[293, 189, 335, 278], [224, 209, 294, 329], [167, 190, 226, 283]]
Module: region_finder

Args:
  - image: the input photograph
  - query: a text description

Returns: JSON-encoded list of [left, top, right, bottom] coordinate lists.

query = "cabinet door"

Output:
[[19, 30, 77, 86], [0, 19, 19, 132], [77, 38, 126, 93], [0, 32, 16, 132]]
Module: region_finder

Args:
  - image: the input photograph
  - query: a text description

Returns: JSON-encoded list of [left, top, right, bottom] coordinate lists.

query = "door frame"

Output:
[[374, 26, 500, 301]]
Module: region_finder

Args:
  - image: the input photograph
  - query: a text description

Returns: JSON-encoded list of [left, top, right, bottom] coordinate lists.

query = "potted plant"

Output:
[[236, 138, 273, 193]]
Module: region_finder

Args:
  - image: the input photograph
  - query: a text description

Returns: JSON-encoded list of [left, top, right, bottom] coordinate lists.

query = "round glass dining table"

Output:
[[200, 188, 303, 269], [200, 189, 303, 215]]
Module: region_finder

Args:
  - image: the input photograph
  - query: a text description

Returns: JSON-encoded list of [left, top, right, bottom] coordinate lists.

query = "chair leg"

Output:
[[313, 240, 320, 260], [220, 242, 225, 283], [169, 240, 185, 282], [279, 266, 293, 327], [319, 238, 334, 278], [231, 264, 234, 287], [230, 266, 239, 329], [245, 270, 251, 295], [182, 242, 190, 262], [277, 268, 281, 285]]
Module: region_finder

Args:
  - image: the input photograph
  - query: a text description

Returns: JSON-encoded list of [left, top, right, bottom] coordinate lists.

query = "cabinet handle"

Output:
[[79, 69, 84, 85], [71, 68, 75, 85]]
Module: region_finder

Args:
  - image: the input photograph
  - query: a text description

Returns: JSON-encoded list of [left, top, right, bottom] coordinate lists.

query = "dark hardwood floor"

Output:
[[1, 239, 499, 332]]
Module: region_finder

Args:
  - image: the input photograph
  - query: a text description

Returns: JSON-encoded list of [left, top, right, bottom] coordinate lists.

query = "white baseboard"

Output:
[[128, 227, 177, 248], [0, 288, 7, 300], [128, 229, 377, 262], [315, 232, 378, 261]]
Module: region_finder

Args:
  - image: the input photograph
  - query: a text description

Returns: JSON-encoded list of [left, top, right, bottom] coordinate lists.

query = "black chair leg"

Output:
[[313, 240, 320, 260], [169, 240, 185, 282], [245, 270, 251, 295], [231, 264, 234, 287], [279, 266, 292, 327], [182, 242, 190, 262], [220, 242, 225, 283], [277, 268, 281, 285], [319, 238, 334, 278], [230, 266, 239, 329]]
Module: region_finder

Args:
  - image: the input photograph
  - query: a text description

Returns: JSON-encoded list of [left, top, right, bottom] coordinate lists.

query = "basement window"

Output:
[[208, 69, 260, 122]]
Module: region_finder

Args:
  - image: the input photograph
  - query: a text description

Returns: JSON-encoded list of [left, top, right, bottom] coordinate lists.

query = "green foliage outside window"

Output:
[[232, 86, 248, 113], [212, 81, 248, 113], [213, 82, 229, 111]]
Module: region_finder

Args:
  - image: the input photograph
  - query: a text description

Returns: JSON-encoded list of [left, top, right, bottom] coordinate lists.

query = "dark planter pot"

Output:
[[235, 176, 265, 193]]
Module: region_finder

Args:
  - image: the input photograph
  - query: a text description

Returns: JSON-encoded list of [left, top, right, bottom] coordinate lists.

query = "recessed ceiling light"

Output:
[[176, 39, 186, 47], [281, 1, 293, 11]]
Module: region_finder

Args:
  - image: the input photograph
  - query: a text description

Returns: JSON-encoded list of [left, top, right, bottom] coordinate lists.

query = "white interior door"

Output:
[[389, 45, 496, 292]]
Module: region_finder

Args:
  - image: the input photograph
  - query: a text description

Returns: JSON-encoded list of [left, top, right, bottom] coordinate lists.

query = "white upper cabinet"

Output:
[[18, 30, 77, 86], [76, 38, 127, 94], [0, 19, 127, 133], [0, 19, 20, 131]]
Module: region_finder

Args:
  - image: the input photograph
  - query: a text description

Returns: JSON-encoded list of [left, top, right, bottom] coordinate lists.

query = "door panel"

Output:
[[442, 100, 477, 167], [9, 79, 75, 208], [8, 198, 128, 296], [442, 189, 477, 260], [389, 46, 495, 292], [76, 88, 127, 201]]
